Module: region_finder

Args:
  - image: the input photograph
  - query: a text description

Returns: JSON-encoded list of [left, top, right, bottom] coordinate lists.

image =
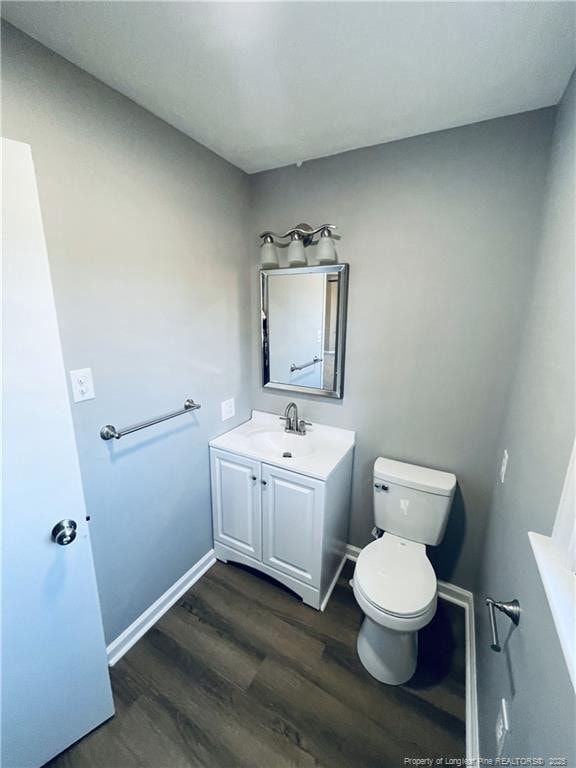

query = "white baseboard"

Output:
[[320, 554, 347, 612], [345, 543, 362, 560], [106, 549, 216, 667], [345, 543, 479, 763], [437, 579, 479, 763]]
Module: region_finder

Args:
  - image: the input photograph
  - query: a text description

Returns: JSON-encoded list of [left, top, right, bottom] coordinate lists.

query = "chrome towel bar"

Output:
[[100, 398, 201, 440], [290, 356, 322, 373]]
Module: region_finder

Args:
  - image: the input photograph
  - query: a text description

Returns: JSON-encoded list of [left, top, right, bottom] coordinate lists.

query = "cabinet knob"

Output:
[[251, 475, 257, 481], [261, 480, 267, 486]]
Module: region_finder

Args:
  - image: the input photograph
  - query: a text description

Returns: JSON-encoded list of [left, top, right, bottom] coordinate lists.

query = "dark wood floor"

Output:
[[49, 560, 466, 768]]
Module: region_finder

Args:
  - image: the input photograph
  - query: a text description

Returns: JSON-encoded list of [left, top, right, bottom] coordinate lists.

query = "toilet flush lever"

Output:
[[486, 597, 520, 652]]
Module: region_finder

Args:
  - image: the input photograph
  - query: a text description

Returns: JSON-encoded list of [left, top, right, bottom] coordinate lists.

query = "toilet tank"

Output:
[[373, 458, 456, 546]]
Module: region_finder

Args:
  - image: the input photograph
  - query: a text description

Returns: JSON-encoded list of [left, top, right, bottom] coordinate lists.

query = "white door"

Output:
[[1, 139, 114, 768], [261, 464, 324, 586], [211, 449, 262, 560]]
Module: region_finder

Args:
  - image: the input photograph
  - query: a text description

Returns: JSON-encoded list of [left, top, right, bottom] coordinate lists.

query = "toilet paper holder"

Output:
[[486, 597, 521, 652]]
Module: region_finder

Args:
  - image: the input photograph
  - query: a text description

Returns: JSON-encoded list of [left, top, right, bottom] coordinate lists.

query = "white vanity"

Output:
[[209, 410, 355, 610]]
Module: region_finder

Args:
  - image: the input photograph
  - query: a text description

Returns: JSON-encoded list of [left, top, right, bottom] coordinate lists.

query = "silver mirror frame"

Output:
[[260, 263, 349, 399]]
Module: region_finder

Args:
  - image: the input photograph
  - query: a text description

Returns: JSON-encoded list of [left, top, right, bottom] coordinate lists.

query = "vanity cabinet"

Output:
[[209, 445, 351, 610]]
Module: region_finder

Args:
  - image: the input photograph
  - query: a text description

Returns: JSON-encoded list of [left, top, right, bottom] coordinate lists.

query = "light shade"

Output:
[[260, 237, 279, 268], [316, 230, 337, 264], [287, 235, 306, 267]]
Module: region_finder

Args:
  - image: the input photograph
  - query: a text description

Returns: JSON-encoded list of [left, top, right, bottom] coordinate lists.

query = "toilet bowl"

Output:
[[353, 457, 456, 685], [353, 534, 437, 684]]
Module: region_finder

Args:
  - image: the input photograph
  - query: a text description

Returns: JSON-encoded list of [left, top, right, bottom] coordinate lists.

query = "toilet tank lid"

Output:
[[374, 457, 456, 496]]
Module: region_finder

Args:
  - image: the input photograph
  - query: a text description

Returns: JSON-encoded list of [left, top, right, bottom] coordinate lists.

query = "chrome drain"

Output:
[[282, 451, 293, 458]]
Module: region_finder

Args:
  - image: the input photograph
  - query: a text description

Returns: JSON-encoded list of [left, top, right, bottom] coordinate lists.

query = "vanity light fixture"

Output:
[[259, 223, 338, 268], [260, 234, 279, 268]]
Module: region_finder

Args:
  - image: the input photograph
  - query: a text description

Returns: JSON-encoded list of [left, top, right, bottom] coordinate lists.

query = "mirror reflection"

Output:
[[261, 264, 348, 398]]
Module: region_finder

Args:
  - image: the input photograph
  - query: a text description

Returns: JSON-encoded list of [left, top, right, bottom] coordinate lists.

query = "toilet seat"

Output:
[[355, 533, 437, 619]]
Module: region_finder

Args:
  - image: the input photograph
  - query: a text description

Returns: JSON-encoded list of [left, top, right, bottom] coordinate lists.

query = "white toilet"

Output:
[[353, 457, 456, 685]]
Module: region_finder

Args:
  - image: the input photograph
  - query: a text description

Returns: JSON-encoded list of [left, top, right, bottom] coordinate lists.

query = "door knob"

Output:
[[51, 519, 77, 546]]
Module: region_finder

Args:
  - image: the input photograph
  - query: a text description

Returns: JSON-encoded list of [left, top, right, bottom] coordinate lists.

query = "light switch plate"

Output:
[[70, 368, 95, 402], [221, 398, 235, 421], [500, 449, 509, 483]]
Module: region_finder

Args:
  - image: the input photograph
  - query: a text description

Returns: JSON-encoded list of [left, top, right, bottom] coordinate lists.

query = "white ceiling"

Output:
[[3, 2, 575, 173]]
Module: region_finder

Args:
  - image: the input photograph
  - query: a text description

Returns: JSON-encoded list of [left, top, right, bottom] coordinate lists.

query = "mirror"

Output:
[[260, 264, 348, 398]]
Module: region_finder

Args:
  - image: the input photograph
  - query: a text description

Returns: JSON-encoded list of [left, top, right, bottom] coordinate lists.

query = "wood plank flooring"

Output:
[[48, 560, 466, 768]]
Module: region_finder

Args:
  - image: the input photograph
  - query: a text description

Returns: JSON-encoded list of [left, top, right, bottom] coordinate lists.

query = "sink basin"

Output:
[[246, 429, 315, 459], [210, 411, 355, 481]]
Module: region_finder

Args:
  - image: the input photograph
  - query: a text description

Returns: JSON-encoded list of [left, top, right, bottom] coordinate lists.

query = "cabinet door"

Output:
[[211, 449, 262, 560], [262, 464, 324, 586]]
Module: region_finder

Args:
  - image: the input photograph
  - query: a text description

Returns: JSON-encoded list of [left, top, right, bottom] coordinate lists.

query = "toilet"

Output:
[[353, 457, 456, 685]]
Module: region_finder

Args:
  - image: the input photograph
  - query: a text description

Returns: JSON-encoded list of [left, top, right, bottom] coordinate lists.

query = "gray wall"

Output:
[[1, 23, 252, 644], [250, 109, 555, 590], [475, 72, 575, 760]]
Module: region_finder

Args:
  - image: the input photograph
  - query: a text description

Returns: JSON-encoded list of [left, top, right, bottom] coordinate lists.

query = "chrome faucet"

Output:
[[280, 402, 311, 435], [281, 402, 298, 432]]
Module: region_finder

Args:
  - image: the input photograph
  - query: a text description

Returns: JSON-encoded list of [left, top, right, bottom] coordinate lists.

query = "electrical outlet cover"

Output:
[[221, 398, 235, 421], [70, 368, 95, 402], [500, 449, 509, 483], [495, 698, 510, 758]]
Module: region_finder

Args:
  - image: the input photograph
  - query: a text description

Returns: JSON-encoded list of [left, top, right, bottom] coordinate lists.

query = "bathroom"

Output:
[[1, 2, 575, 766]]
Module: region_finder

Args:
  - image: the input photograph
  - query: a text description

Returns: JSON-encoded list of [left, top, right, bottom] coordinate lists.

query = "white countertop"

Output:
[[209, 410, 355, 481]]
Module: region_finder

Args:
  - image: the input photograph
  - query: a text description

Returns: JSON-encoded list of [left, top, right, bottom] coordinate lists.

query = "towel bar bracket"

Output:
[[486, 597, 520, 652]]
